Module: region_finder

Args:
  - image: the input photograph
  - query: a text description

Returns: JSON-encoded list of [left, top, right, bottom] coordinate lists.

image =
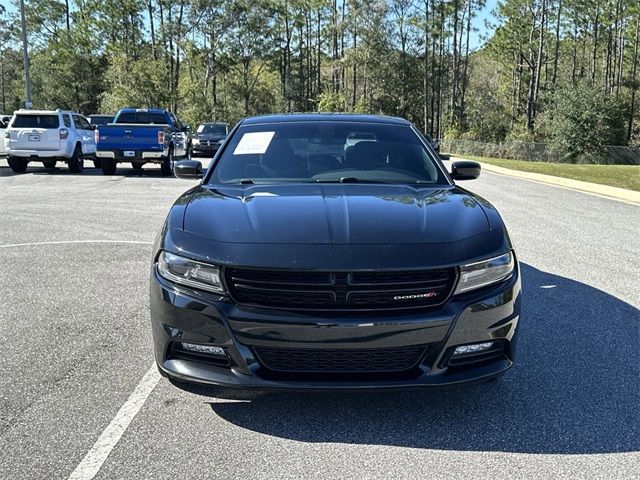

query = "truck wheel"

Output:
[[43, 160, 57, 169], [93, 159, 101, 169], [160, 148, 174, 177], [101, 158, 117, 175], [132, 161, 144, 171], [68, 145, 84, 173], [8, 157, 28, 173]]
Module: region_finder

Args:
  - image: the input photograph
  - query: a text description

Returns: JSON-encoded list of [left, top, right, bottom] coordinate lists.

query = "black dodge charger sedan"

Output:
[[150, 114, 521, 390]]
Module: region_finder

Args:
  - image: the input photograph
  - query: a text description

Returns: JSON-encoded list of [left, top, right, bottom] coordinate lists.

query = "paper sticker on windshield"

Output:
[[233, 131, 275, 155]]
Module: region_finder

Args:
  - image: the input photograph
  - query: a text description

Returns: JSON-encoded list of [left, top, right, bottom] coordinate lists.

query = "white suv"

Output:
[[4, 109, 97, 173]]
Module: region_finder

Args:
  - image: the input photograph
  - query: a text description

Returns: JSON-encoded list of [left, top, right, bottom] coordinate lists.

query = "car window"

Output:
[[169, 113, 182, 130], [116, 112, 167, 124], [209, 122, 447, 185], [197, 124, 228, 135], [88, 116, 113, 126], [72, 115, 86, 130], [63, 115, 72, 128], [79, 116, 92, 130], [12, 114, 60, 129]]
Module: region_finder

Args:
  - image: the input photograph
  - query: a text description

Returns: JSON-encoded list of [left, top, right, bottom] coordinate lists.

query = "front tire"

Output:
[[101, 158, 117, 175], [93, 159, 101, 169], [68, 145, 84, 173], [160, 148, 174, 177], [8, 157, 28, 173], [43, 160, 57, 169]]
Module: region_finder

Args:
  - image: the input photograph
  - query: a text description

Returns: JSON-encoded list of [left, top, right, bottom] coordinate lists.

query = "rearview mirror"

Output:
[[451, 161, 481, 180], [174, 160, 203, 179]]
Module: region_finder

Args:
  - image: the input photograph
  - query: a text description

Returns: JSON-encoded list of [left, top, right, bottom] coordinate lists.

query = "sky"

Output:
[[471, 0, 499, 51], [4, 0, 500, 51]]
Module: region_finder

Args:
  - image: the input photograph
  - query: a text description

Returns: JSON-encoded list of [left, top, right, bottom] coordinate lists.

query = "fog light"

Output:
[[453, 342, 494, 355], [179, 343, 226, 356]]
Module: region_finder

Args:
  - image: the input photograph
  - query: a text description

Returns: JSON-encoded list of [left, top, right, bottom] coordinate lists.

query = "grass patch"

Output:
[[452, 155, 640, 192]]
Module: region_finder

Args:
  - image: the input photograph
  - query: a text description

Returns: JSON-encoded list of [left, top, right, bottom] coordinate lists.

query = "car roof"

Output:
[[118, 108, 167, 114], [240, 113, 411, 126], [13, 109, 76, 115]]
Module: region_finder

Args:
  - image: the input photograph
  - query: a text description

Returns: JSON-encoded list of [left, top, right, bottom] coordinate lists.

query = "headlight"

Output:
[[157, 251, 225, 293], [454, 251, 514, 294]]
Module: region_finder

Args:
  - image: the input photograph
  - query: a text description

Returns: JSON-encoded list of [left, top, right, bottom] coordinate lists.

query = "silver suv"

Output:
[[4, 109, 97, 173]]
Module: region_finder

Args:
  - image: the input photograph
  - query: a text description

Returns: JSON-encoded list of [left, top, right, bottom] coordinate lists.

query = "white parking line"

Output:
[[0, 240, 153, 248], [67, 363, 161, 480]]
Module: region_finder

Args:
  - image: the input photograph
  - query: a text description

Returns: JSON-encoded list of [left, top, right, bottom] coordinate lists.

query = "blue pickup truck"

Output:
[[95, 108, 191, 176]]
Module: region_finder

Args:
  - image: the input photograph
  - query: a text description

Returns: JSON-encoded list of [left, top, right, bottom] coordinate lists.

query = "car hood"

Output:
[[181, 184, 491, 245]]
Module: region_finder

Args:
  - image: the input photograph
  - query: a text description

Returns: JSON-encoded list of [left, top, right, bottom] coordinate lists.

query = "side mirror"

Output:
[[451, 161, 481, 180], [174, 160, 203, 179]]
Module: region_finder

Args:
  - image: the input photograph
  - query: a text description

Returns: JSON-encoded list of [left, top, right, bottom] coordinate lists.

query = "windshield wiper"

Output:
[[239, 178, 255, 184], [314, 177, 390, 184]]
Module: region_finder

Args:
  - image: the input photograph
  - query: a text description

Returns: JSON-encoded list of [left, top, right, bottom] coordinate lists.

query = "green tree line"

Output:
[[1, 0, 640, 160]]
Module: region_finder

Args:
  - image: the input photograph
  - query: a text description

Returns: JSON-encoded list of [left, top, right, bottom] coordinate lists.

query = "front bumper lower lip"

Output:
[[159, 358, 512, 391]]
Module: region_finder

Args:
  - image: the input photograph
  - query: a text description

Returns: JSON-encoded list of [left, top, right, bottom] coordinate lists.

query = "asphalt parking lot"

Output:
[[1, 159, 638, 479]]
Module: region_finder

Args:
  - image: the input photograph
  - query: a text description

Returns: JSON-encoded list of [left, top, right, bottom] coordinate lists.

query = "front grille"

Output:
[[225, 267, 457, 311], [254, 345, 426, 373]]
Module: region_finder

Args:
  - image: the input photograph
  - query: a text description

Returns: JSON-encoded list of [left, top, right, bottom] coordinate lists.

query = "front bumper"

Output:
[[192, 145, 220, 155], [150, 267, 521, 390]]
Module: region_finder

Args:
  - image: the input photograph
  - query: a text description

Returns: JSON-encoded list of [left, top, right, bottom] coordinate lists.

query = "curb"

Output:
[[450, 157, 640, 206]]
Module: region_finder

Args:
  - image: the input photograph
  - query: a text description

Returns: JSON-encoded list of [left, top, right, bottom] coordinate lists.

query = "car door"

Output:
[[79, 115, 96, 154], [169, 113, 186, 157], [0, 120, 6, 155], [72, 114, 95, 154], [10, 113, 62, 152]]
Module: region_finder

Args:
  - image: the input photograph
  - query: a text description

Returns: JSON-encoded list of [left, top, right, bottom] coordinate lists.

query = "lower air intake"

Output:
[[254, 345, 426, 373]]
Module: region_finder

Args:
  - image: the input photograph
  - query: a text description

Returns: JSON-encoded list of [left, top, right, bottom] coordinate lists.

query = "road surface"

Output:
[[1, 160, 638, 479]]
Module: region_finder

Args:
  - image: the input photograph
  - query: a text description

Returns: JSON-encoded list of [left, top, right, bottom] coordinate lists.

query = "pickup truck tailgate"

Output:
[[97, 125, 165, 150]]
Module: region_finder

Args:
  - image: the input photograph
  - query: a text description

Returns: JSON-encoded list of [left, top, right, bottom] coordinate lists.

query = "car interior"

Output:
[[214, 132, 440, 184]]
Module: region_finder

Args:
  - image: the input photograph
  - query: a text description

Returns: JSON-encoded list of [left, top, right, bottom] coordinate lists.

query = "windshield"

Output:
[[12, 114, 59, 129], [89, 116, 113, 126], [208, 121, 448, 185], [197, 123, 227, 134]]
